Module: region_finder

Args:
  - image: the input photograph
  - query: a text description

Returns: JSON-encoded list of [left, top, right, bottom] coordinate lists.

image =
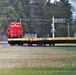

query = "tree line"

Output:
[[0, 0, 74, 37]]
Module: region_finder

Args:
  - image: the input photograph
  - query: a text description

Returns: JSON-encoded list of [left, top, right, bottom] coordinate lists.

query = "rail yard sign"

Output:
[[54, 19, 66, 23]]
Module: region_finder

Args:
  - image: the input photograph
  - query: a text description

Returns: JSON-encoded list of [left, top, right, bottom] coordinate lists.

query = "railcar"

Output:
[[7, 22, 23, 45], [7, 22, 76, 46], [7, 22, 23, 38]]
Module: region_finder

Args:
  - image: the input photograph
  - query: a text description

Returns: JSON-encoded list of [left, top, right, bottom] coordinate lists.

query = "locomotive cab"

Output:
[[7, 22, 23, 38]]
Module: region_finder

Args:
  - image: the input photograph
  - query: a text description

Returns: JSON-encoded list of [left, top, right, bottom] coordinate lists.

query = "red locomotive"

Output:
[[7, 22, 23, 38]]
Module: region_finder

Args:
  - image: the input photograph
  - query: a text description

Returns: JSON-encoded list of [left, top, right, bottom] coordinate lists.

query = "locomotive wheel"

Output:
[[18, 42, 23, 46], [8, 41, 15, 46], [18, 43, 23, 46], [10, 43, 15, 46], [28, 43, 32, 46]]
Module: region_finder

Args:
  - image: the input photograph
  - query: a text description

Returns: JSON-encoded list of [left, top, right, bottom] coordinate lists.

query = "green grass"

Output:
[[55, 43, 76, 46], [0, 67, 76, 75]]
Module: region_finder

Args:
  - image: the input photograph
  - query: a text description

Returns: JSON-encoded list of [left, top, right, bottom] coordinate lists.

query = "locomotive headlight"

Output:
[[14, 24, 16, 26]]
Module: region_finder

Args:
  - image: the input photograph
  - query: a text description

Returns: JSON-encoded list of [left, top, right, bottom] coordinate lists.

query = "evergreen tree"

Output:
[[0, 0, 26, 35], [0, 0, 73, 37]]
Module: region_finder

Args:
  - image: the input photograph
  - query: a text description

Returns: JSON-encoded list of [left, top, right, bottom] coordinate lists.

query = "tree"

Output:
[[0, 0, 26, 35], [24, 0, 73, 37], [52, 0, 73, 37], [0, 0, 73, 37], [55, 24, 68, 37]]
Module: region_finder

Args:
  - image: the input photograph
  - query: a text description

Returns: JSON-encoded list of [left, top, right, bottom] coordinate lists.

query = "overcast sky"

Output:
[[69, 0, 76, 17]]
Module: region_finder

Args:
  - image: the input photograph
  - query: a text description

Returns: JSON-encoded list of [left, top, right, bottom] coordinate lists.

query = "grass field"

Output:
[[0, 67, 76, 75], [0, 44, 76, 75]]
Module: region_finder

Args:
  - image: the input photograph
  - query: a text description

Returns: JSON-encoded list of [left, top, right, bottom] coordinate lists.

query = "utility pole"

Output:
[[51, 16, 55, 38], [20, 18, 22, 24], [68, 22, 70, 37]]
